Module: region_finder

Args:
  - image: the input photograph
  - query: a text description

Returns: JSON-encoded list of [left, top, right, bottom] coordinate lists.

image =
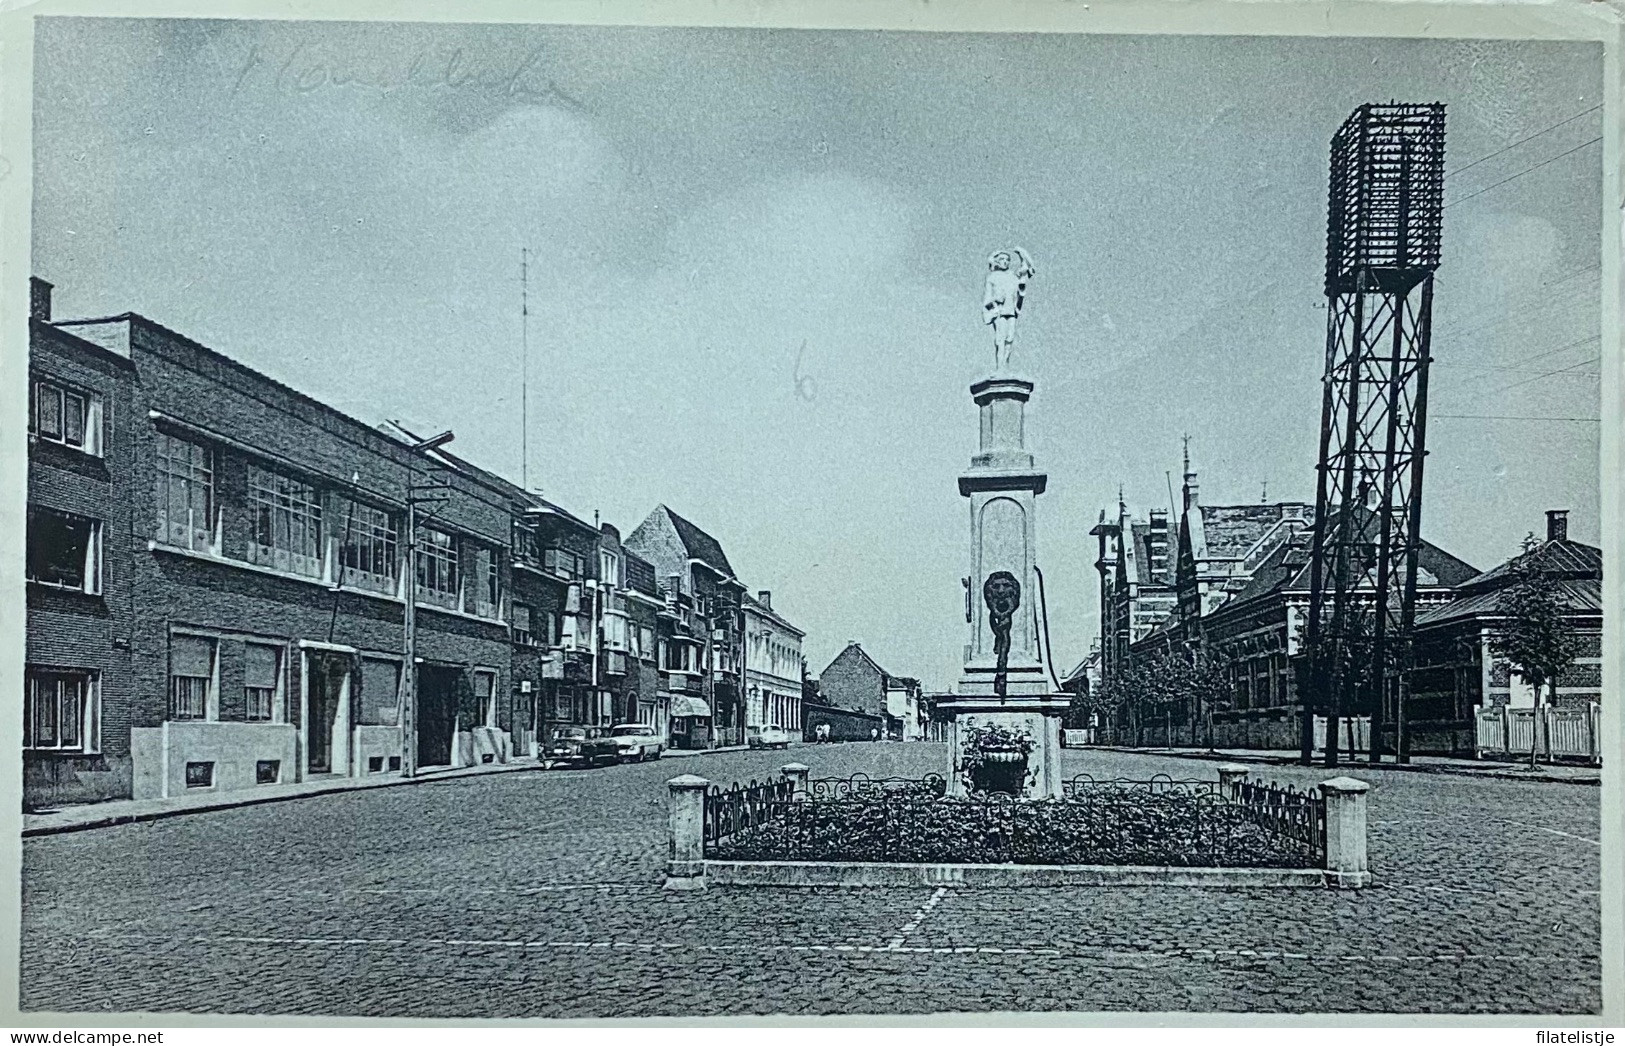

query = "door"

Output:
[[417, 665, 458, 769], [306, 654, 346, 775]]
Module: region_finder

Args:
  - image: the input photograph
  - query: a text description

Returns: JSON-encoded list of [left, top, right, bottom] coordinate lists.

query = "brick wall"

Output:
[[818, 645, 886, 718], [24, 324, 139, 806]]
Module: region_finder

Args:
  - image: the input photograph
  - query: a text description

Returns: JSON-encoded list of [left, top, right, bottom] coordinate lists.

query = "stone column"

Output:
[[1216, 763, 1249, 799], [781, 762, 810, 798], [664, 773, 710, 891], [1320, 776, 1371, 889]]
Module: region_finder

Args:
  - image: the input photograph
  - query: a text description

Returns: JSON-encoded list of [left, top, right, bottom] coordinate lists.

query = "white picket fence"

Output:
[[1312, 715, 1371, 756], [1474, 703, 1602, 764]]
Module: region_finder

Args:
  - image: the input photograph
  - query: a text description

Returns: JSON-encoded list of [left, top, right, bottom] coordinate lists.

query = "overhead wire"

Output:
[[1444, 136, 1603, 210], [1444, 104, 1602, 179]]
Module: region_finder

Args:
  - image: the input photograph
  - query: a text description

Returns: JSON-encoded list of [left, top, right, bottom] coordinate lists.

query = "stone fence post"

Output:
[[665, 774, 710, 892], [781, 762, 810, 798], [1216, 763, 1249, 799], [1320, 776, 1371, 889]]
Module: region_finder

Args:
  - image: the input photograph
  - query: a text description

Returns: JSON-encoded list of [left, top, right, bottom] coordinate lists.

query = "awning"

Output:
[[670, 695, 712, 719]]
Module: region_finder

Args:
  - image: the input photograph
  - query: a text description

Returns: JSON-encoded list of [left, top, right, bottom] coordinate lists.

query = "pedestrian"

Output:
[[870, 727, 878, 742]]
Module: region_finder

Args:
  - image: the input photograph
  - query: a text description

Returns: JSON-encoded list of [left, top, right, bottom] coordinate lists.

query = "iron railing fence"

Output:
[[702, 776, 795, 852], [1061, 773, 1221, 798], [1233, 777, 1326, 863], [702, 773, 1326, 868], [807, 773, 948, 799]]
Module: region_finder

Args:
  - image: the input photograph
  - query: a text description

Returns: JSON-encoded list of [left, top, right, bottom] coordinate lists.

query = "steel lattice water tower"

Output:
[[1304, 103, 1446, 766]]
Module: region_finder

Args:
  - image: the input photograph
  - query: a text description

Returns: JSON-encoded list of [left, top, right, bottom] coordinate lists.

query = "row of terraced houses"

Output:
[[22, 279, 806, 809], [1092, 451, 1603, 758]]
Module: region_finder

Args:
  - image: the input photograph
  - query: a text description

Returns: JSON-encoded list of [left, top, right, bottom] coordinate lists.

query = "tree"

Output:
[[1491, 537, 1582, 769]]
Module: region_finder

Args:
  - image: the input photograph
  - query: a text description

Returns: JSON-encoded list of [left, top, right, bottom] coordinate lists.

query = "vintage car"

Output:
[[607, 723, 664, 763], [747, 724, 791, 750], [542, 726, 619, 769]]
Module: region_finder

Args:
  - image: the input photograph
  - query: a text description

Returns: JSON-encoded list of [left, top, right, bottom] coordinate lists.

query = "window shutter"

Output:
[[170, 634, 215, 677], [360, 657, 401, 726], [244, 644, 280, 689]]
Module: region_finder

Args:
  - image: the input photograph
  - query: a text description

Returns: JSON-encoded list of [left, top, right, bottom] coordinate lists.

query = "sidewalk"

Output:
[[22, 758, 549, 838], [661, 744, 751, 759], [1092, 745, 1601, 785], [23, 742, 786, 838]]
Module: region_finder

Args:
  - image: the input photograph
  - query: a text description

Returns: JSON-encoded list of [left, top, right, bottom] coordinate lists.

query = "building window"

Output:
[[244, 643, 282, 723], [604, 612, 628, 651], [155, 432, 215, 551], [512, 522, 536, 563], [542, 547, 583, 579], [471, 546, 500, 618], [30, 378, 103, 455], [185, 762, 215, 788], [415, 528, 459, 607], [24, 669, 98, 752], [513, 604, 534, 646], [542, 609, 561, 647], [247, 465, 324, 577], [639, 626, 655, 661], [256, 760, 280, 785], [336, 499, 397, 594], [474, 669, 498, 727], [600, 551, 620, 588], [26, 508, 101, 594], [169, 633, 216, 721]]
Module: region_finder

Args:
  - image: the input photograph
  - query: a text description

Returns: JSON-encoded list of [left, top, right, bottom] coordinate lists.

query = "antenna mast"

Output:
[[521, 247, 530, 491]]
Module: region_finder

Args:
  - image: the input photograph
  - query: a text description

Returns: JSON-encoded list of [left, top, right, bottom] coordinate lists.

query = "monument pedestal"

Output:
[[941, 694, 1069, 799], [948, 374, 1068, 799]]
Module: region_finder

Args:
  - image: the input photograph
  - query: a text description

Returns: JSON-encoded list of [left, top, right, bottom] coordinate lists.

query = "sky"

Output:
[[32, 19, 1605, 692]]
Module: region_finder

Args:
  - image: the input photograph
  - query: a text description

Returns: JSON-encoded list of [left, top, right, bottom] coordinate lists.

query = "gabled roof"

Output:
[[742, 591, 806, 638], [1415, 578, 1602, 629], [1207, 525, 1479, 620], [659, 505, 737, 578], [1455, 538, 1601, 595], [1196, 504, 1307, 559], [826, 641, 916, 690]]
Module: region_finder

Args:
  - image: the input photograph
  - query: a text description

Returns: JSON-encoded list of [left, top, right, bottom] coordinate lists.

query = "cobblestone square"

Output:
[[20, 744, 1601, 1018]]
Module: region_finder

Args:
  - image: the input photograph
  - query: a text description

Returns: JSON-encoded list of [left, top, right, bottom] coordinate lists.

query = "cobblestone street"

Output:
[[20, 744, 1601, 1018]]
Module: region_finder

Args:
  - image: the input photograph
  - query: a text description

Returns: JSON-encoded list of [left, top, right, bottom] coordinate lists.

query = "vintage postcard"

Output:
[[2, 0, 1619, 1027]]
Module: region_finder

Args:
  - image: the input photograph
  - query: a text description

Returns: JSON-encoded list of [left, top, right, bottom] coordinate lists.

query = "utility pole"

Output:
[[401, 490, 418, 778], [399, 428, 455, 779]]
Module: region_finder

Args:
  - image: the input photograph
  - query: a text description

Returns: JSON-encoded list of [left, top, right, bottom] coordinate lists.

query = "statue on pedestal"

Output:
[[983, 248, 1036, 372]]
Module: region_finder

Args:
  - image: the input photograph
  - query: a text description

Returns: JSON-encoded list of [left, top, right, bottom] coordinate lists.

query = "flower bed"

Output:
[[707, 787, 1321, 868]]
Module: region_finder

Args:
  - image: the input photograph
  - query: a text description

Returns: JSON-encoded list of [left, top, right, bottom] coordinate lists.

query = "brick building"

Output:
[[23, 282, 808, 801], [625, 505, 748, 748], [594, 522, 664, 733], [1099, 457, 1479, 753], [25, 295, 518, 807], [817, 641, 924, 740], [23, 281, 137, 806], [1410, 510, 1603, 751]]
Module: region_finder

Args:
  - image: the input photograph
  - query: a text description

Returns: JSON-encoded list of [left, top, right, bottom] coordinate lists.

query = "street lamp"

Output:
[[401, 429, 454, 779]]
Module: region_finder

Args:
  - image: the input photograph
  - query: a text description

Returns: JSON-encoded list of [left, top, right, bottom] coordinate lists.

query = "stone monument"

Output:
[[942, 248, 1068, 798]]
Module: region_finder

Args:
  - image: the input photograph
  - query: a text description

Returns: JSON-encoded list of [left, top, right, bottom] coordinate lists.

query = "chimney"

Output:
[[757, 590, 771, 609], [1147, 511, 1169, 575], [1546, 510, 1569, 543], [30, 278, 53, 321]]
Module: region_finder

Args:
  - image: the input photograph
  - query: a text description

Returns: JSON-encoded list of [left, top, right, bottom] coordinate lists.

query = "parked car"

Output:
[[748, 724, 791, 750], [542, 727, 619, 769], [608, 723, 664, 763]]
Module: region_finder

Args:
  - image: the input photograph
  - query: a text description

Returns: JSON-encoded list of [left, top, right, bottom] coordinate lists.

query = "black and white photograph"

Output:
[[4, 2, 1619, 1026]]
